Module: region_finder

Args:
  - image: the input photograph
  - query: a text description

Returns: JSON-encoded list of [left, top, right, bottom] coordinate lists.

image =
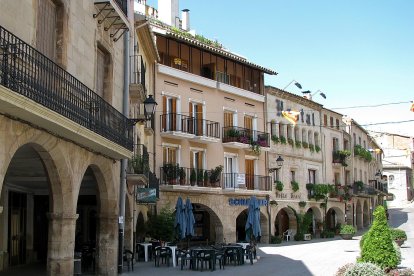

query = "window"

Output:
[[290, 170, 296, 182], [224, 111, 235, 127], [300, 109, 304, 123], [244, 115, 253, 130], [312, 113, 315, 126], [163, 145, 179, 165], [345, 170, 351, 185], [344, 139, 349, 151], [308, 170, 316, 184], [306, 114, 311, 125], [330, 117, 334, 128], [333, 137, 339, 151], [189, 102, 204, 135], [358, 137, 361, 145], [334, 173, 340, 185], [336, 119, 339, 130], [353, 133, 356, 145], [162, 95, 179, 131], [36, 0, 57, 60], [363, 140, 366, 149], [324, 114, 328, 126], [276, 99, 284, 116], [190, 149, 205, 171]]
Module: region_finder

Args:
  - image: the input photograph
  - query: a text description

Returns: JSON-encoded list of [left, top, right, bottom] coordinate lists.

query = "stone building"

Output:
[[0, 0, 134, 274]]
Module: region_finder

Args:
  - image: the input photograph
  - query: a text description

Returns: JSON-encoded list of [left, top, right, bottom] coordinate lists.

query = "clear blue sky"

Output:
[[148, 0, 414, 136]]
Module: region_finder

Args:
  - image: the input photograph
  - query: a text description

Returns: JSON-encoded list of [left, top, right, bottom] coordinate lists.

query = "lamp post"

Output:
[[267, 156, 284, 243], [130, 95, 158, 124]]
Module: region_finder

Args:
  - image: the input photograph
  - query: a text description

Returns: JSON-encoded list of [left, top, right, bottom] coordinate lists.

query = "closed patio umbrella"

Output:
[[245, 196, 261, 242], [185, 198, 195, 247], [174, 196, 187, 240]]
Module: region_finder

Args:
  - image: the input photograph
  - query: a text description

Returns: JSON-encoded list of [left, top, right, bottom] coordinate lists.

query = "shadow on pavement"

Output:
[[388, 208, 409, 228]]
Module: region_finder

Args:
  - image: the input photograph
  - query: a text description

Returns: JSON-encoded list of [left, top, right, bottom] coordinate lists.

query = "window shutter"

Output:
[[96, 48, 105, 98], [36, 0, 56, 60]]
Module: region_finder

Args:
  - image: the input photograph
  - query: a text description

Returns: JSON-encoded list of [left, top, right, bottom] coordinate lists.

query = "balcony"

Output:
[[93, 0, 129, 42], [353, 182, 377, 196], [129, 55, 146, 103], [332, 150, 350, 167], [0, 26, 132, 158], [160, 113, 220, 142], [222, 126, 270, 151], [127, 144, 150, 186], [159, 166, 271, 191]]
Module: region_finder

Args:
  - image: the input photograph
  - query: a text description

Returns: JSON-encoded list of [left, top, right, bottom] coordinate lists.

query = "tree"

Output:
[[146, 207, 175, 242], [359, 205, 399, 270]]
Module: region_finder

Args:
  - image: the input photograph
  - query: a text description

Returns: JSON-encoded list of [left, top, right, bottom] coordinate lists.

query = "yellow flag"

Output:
[[282, 110, 300, 125]]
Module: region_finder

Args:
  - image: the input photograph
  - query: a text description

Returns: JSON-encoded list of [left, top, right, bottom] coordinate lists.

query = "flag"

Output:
[[282, 110, 300, 125], [411, 101, 414, 112], [320, 92, 327, 99], [294, 82, 302, 89]]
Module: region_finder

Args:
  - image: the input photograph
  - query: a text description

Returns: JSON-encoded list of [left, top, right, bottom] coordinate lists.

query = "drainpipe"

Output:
[[118, 26, 130, 276]]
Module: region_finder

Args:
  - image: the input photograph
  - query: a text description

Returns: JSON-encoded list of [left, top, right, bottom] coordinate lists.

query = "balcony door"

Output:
[[162, 96, 177, 131], [189, 102, 203, 135], [244, 115, 256, 140], [224, 155, 237, 188], [245, 159, 255, 190]]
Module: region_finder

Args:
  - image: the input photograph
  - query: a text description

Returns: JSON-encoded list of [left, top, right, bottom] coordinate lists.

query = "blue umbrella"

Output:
[[245, 196, 261, 242], [174, 196, 186, 240], [185, 198, 195, 238]]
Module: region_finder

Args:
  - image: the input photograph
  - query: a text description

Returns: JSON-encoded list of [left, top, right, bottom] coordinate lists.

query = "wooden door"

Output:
[[245, 159, 254, 190]]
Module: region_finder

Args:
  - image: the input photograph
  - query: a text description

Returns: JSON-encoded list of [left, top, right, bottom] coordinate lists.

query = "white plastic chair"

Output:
[[283, 229, 292, 241]]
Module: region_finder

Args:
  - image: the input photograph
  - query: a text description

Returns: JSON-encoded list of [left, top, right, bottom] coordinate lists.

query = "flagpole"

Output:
[[283, 80, 295, 90]]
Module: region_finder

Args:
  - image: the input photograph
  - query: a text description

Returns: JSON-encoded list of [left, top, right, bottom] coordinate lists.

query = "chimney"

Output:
[[158, 0, 180, 27], [182, 9, 190, 31]]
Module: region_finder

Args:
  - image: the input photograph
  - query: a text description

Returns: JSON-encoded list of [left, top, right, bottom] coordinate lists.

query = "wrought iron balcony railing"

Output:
[[222, 126, 270, 147], [160, 113, 220, 138], [159, 166, 271, 191], [0, 25, 133, 150], [128, 144, 150, 175], [130, 55, 146, 88], [221, 173, 271, 191], [353, 182, 377, 196]]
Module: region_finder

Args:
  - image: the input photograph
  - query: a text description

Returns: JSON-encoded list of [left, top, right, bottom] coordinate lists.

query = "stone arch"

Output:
[[326, 206, 345, 230], [191, 202, 224, 244], [274, 207, 296, 237], [235, 208, 268, 243], [356, 200, 363, 230], [306, 207, 322, 235], [363, 200, 369, 227]]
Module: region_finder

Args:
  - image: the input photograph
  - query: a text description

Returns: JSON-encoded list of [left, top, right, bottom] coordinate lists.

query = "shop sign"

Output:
[[237, 174, 245, 185], [275, 192, 301, 200], [136, 188, 157, 204], [228, 198, 268, 206]]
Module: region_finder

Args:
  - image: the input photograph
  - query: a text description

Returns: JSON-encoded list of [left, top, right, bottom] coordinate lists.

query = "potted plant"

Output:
[[271, 135, 280, 144], [295, 140, 302, 148], [280, 136, 287, 144], [275, 180, 284, 191], [163, 163, 179, 185], [390, 228, 407, 246], [203, 170, 209, 186], [291, 181, 299, 192], [197, 169, 204, 186], [225, 128, 240, 142], [354, 181, 364, 191], [339, 225, 356, 240], [209, 165, 223, 187], [315, 145, 321, 152], [302, 141, 309, 148], [179, 167, 186, 185], [190, 169, 197, 186], [287, 138, 294, 146]]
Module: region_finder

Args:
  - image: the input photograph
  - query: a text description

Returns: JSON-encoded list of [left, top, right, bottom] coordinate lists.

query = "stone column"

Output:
[[47, 213, 78, 276], [124, 215, 133, 251], [96, 215, 118, 276], [223, 223, 236, 244]]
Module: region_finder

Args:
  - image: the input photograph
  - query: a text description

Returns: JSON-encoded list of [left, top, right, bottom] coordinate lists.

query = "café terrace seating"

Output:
[[154, 246, 172, 267]]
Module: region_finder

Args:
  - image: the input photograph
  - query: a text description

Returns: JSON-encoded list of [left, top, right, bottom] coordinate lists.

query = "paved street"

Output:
[[126, 205, 414, 276]]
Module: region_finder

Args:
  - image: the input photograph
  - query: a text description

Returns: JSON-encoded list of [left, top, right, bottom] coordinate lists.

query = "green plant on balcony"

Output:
[[250, 140, 261, 155], [302, 141, 309, 148], [354, 181, 364, 191], [280, 136, 287, 144], [271, 135, 280, 144], [131, 155, 148, 174], [269, 200, 278, 206], [275, 180, 284, 191], [226, 128, 240, 141], [287, 138, 294, 146], [309, 144, 315, 152], [163, 163, 179, 184], [295, 140, 302, 148], [197, 169, 204, 185], [299, 201, 307, 208], [291, 181, 300, 192], [315, 145, 321, 152], [203, 170, 209, 186], [179, 167, 186, 185], [209, 165, 223, 187], [190, 169, 197, 186]]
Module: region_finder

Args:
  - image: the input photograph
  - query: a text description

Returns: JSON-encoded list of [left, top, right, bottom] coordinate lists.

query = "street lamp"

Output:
[[269, 155, 284, 173], [130, 95, 158, 124]]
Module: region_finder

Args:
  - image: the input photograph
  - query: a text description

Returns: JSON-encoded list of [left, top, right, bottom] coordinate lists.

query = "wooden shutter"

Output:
[[96, 48, 105, 98], [189, 103, 193, 134], [244, 116, 253, 130], [224, 112, 233, 127], [197, 104, 203, 135], [171, 98, 177, 130], [36, 0, 56, 60], [245, 160, 254, 190], [162, 96, 166, 130]]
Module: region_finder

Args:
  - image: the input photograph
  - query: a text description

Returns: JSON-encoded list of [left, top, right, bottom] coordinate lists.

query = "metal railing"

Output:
[[159, 166, 271, 191], [222, 126, 269, 147], [221, 173, 271, 191], [128, 144, 150, 175], [353, 183, 377, 196], [0, 25, 133, 150], [160, 113, 220, 138], [130, 55, 146, 87]]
